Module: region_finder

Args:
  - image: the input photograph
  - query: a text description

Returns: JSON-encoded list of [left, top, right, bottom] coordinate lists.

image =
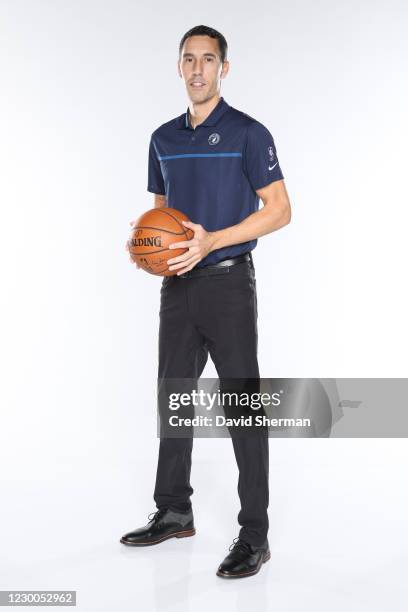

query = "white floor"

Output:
[[2, 439, 408, 611]]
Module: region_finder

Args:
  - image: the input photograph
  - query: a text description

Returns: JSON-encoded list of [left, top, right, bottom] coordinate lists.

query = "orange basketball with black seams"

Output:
[[127, 207, 194, 276]]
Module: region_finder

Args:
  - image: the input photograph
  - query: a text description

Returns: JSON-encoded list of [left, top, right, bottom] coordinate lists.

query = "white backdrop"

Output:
[[1, 1, 407, 610]]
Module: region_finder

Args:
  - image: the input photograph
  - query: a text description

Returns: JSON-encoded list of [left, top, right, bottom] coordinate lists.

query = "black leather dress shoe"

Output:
[[216, 537, 270, 579], [120, 508, 195, 546]]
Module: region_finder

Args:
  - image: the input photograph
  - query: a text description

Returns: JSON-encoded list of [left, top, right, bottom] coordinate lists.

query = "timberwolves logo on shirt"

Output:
[[208, 133, 221, 146]]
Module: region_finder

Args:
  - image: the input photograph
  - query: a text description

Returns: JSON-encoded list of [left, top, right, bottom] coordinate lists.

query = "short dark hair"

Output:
[[179, 25, 228, 63]]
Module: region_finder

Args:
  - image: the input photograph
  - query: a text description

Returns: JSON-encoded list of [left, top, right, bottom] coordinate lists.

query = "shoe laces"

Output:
[[147, 508, 167, 523], [229, 537, 252, 554]]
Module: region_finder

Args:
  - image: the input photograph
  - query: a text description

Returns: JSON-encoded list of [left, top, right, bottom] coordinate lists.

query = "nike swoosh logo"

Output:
[[268, 162, 278, 171]]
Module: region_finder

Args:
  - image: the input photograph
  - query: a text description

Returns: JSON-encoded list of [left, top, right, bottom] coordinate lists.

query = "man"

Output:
[[121, 25, 291, 579]]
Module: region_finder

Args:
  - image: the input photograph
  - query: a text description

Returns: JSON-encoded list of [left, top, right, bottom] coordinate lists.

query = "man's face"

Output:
[[178, 35, 229, 103]]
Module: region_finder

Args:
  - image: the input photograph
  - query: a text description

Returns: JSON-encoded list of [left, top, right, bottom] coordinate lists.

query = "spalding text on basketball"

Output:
[[129, 236, 162, 247]]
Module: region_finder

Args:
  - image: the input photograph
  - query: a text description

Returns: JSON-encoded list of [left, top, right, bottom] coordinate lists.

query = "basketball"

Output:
[[127, 207, 194, 276]]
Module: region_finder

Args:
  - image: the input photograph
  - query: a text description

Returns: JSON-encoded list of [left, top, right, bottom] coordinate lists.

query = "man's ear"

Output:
[[220, 60, 230, 79], [177, 60, 182, 78]]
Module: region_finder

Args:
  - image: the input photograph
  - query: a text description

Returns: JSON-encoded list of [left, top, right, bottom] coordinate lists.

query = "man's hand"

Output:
[[126, 220, 140, 268], [167, 220, 216, 275]]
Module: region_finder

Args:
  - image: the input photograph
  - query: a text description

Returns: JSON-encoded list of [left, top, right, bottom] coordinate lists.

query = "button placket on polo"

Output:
[[186, 113, 197, 143]]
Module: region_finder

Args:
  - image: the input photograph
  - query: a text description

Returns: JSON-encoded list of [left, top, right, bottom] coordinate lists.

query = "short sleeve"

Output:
[[147, 136, 166, 195], [243, 122, 284, 192]]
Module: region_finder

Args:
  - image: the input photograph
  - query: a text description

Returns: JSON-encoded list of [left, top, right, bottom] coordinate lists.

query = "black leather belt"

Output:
[[179, 252, 252, 278]]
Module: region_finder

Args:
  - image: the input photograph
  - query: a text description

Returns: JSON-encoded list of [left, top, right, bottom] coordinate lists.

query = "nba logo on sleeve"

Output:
[[267, 145, 278, 171]]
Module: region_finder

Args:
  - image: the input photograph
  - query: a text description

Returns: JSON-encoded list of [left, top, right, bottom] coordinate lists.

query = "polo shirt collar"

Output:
[[177, 96, 230, 129]]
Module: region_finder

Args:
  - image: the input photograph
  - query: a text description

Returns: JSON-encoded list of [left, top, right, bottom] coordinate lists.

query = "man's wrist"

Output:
[[208, 229, 225, 252]]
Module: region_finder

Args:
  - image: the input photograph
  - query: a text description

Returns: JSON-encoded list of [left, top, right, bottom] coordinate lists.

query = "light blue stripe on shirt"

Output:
[[158, 152, 242, 161]]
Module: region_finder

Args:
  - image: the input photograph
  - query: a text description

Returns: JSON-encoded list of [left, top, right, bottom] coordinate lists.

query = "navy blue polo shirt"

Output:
[[147, 96, 284, 267]]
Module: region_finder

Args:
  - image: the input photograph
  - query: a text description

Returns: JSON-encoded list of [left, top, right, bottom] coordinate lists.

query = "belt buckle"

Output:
[[179, 253, 251, 278]]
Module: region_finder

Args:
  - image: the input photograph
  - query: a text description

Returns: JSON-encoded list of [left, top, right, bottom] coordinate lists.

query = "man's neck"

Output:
[[188, 94, 221, 130]]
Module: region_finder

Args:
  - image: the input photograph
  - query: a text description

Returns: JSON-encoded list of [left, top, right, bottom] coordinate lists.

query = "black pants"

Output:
[[153, 256, 269, 547]]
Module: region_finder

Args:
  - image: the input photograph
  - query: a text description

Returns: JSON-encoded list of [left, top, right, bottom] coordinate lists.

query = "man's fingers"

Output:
[[168, 239, 196, 250], [174, 257, 201, 275], [126, 224, 139, 266], [169, 256, 200, 271], [167, 252, 191, 266]]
